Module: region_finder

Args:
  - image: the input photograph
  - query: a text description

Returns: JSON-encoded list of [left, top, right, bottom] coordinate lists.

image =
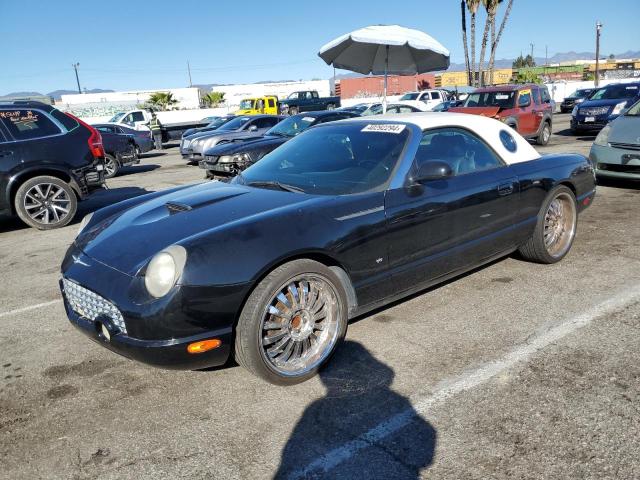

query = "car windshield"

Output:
[[362, 104, 383, 116], [217, 116, 251, 131], [207, 117, 233, 128], [464, 91, 516, 108], [569, 89, 592, 99], [625, 99, 640, 116], [237, 123, 409, 195], [400, 93, 420, 100], [590, 84, 640, 100], [239, 99, 255, 110], [109, 112, 126, 123], [266, 114, 316, 137]]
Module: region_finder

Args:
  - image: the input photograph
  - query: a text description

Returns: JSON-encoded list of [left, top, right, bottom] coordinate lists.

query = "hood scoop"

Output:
[[165, 202, 192, 215]]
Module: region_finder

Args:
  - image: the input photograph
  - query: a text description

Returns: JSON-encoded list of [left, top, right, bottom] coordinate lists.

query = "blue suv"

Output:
[[571, 82, 640, 134]]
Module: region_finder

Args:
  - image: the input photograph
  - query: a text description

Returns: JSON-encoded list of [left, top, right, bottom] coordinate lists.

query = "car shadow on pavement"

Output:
[[554, 128, 597, 141], [139, 151, 168, 159], [274, 340, 437, 479], [116, 164, 161, 177]]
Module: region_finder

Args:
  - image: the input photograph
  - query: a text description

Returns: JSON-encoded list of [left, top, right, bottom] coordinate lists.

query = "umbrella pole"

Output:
[[383, 45, 389, 114]]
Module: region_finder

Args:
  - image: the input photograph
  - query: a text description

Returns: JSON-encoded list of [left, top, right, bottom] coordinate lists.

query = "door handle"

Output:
[[0, 150, 13, 157], [498, 183, 514, 196]]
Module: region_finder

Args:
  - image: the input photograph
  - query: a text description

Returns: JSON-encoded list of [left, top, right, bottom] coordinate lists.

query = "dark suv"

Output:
[[570, 82, 640, 134], [0, 101, 105, 229]]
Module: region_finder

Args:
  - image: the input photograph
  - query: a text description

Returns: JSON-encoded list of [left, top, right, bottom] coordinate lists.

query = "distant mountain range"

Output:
[[3, 50, 639, 98], [0, 89, 114, 101]]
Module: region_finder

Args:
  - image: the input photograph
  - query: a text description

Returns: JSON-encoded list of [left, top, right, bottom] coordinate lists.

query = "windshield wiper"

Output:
[[246, 180, 305, 193]]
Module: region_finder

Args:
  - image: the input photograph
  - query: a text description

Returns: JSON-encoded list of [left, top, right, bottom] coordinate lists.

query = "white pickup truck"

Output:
[[107, 108, 225, 142], [398, 89, 449, 111]]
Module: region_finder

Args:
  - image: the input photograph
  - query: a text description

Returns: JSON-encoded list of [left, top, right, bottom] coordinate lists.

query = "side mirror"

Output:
[[411, 161, 452, 183], [518, 96, 531, 108], [248, 125, 258, 132]]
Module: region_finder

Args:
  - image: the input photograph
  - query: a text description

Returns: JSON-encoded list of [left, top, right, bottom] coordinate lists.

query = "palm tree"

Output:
[[148, 92, 178, 111], [202, 91, 225, 107], [461, 1, 472, 86], [487, 0, 514, 84], [466, 0, 481, 86], [478, 0, 501, 86]]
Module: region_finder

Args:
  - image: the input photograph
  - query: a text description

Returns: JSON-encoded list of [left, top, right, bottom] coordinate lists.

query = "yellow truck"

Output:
[[235, 96, 279, 115]]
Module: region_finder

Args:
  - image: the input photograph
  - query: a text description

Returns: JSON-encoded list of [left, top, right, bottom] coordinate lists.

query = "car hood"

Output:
[[77, 181, 320, 276], [186, 128, 238, 141], [449, 106, 501, 117], [608, 115, 640, 144], [205, 135, 288, 156], [578, 99, 627, 109]]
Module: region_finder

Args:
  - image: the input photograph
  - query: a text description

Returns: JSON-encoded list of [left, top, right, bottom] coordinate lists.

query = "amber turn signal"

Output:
[[187, 339, 222, 354]]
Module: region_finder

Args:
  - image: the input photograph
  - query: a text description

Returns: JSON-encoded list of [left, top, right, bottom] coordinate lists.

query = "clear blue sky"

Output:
[[1, 0, 639, 94]]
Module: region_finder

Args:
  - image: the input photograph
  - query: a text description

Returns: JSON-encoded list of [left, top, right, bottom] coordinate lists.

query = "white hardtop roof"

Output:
[[343, 112, 540, 165]]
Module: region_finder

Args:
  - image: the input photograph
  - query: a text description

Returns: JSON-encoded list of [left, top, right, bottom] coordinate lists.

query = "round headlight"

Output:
[[144, 245, 187, 298]]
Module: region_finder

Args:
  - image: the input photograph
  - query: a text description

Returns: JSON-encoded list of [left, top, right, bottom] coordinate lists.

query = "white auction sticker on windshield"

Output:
[[361, 124, 406, 134], [302, 117, 315, 122]]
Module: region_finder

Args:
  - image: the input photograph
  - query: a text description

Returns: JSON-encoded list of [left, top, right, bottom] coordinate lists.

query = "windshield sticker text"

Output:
[[361, 124, 406, 134]]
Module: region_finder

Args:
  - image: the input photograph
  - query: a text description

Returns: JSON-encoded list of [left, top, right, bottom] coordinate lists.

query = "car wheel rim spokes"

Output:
[[261, 275, 340, 376], [543, 126, 550, 142], [23, 183, 71, 224], [543, 192, 576, 258], [105, 158, 116, 176]]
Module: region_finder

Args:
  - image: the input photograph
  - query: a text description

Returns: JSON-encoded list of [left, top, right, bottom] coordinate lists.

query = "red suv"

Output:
[[451, 84, 554, 145]]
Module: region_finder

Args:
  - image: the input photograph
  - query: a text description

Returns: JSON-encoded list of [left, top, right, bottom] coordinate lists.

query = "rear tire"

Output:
[[327, 103, 335, 110], [518, 185, 577, 264], [234, 259, 348, 385], [536, 121, 551, 146], [288, 106, 299, 116], [14, 175, 77, 230], [103, 154, 119, 178]]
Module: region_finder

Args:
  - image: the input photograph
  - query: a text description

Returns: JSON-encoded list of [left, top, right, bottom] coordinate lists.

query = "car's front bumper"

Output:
[[60, 246, 242, 370], [591, 143, 640, 180], [62, 300, 232, 369], [571, 114, 610, 131]]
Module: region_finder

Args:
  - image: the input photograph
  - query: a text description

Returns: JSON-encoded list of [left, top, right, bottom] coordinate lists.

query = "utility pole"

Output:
[[72, 63, 81, 94], [545, 45, 548, 66], [187, 60, 193, 87], [595, 21, 603, 87]]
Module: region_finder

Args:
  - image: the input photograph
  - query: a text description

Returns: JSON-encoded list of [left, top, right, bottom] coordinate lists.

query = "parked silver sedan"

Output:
[[180, 115, 284, 161], [591, 99, 640, 181]]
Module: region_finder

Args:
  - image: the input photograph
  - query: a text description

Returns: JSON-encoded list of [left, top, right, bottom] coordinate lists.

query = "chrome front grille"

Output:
[[62, 278, 127, 334], [609, 142, 640, 151], [580, 106, 609, 116]]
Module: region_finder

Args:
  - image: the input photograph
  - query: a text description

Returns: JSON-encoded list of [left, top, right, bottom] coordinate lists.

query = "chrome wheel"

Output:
[[23, 183, 72, 225], [542, 124, 551, 143], [543, 192, 576, 258], [260, 274, 341, 377]]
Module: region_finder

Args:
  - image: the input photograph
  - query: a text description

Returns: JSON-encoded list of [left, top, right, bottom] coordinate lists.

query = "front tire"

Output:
[[14, 175, 77, 230], [288, 106, 299, 116], [103, 154, 119, 178], [235, 259, 348, 385], [518, 185, 577, 264]]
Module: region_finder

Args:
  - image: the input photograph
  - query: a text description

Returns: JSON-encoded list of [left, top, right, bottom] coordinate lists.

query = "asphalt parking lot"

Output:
[[1, 113, 639, 480]]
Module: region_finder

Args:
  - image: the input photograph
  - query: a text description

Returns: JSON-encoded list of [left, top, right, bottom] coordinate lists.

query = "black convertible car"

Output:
[[200, 110, 359, 178], [60, 113, 596, 385]]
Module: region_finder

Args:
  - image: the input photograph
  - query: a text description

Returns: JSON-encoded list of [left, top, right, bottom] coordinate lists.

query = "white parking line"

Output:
[[290, 285, 640, 479], [0, 299, 61, 319]]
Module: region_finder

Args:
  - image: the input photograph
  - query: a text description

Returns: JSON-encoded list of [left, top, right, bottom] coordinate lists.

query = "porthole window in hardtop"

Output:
[[500, 130, 517, 153]]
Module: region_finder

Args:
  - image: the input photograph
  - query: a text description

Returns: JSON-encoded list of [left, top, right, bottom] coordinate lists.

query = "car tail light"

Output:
[[65, 112, 105, 159]]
